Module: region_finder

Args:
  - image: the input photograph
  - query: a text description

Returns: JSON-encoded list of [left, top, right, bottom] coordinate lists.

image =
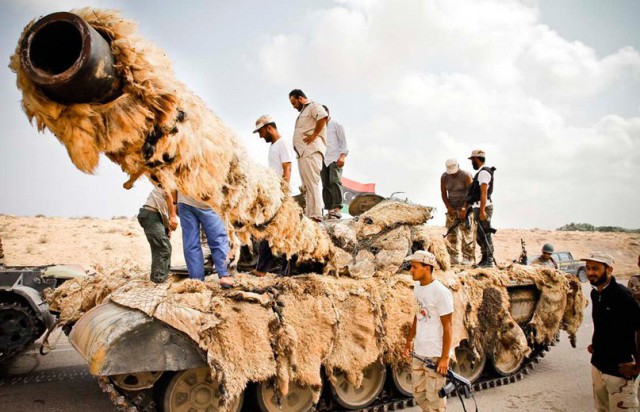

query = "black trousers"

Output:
[[256, 240, 290, 275], [320, 161, 343, 210]]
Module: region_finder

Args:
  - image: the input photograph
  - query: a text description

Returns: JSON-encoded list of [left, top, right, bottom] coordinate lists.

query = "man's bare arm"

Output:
[[164, 191, 178, 232], [437, 313, 453, 375], [479, 184, 488, 221], [404, 315, 417, 357], [282, 162, 292, 184], [441, 176, 452, 212]]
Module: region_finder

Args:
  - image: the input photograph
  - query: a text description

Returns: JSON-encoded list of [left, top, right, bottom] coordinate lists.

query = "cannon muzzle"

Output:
[[19, 12, 121, 104]]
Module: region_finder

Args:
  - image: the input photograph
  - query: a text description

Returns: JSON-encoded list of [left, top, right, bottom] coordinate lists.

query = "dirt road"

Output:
[[0, 282, 616, 412]]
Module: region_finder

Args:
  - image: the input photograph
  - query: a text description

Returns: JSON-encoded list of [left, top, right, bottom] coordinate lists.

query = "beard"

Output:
[[588, 272, 608, 286], [472, 160, 480, 170], [264, 135, 273, 143]]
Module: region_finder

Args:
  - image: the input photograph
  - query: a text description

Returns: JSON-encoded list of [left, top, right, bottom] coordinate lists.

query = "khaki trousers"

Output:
[[592, 365, 639, 411], [411, 358, 446, 412], [444, 212, 475, 265], [298, 152, 323, 220]]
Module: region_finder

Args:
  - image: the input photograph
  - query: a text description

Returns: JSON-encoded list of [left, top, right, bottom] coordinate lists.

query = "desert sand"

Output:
[[1, 214, 638, 276]]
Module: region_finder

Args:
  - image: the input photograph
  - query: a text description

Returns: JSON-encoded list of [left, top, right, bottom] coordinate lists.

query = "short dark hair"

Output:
[[269, 122, 277, 130], [322, 104, 330, 115], [289, 89, 306, 99]]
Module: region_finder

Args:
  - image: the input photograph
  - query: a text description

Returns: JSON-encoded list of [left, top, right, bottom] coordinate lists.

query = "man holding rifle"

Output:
[[461, 150, 496, 268], [404, 250, 454, 411], [440, 158, 474, 266]]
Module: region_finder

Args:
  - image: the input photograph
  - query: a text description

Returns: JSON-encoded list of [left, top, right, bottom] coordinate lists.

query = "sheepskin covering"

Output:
[[10, 8, 333, 268], [49, 262, 584, 410]]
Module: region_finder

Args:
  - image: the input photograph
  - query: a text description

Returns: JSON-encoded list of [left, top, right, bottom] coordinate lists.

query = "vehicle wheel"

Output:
[[451, 344, 486, 383], [330, 362, 386, 410], [162, 367, 243, 412], [577, 268, 587, 283], [390, 364, 413, 397], [0, 302, 42, 363], [256, 380, 316, 412], [490, 343, 525, 376]]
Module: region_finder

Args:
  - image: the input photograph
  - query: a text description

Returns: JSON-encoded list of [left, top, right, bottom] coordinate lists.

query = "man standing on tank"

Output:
[[461, 150, 496, 268], [440, 159, 473, 266], [289, 89, 328, 222], [404, 250, 454, 412], [584, 251, 639, 411]]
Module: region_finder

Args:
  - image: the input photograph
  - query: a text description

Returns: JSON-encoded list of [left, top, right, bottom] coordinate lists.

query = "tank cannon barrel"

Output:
[[19, 12, 120, 104]]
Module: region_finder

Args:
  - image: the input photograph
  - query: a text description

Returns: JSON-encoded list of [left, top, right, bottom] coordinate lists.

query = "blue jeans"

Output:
[[178, 203, 230, 280]]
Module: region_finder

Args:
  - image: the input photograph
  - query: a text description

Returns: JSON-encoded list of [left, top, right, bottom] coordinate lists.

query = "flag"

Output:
[[340, 177, 376, 204]]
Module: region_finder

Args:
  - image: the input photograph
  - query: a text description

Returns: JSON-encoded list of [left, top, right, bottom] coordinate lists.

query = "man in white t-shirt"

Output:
[[403, 250, 454, 412], [252, 115, 295, 276]]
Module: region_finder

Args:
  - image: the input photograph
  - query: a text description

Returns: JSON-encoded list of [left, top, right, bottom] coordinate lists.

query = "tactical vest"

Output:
[[466, 166, 495, 205]]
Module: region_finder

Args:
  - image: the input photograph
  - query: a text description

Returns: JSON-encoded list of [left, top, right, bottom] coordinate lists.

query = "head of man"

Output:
[[289, 89, 308, 112], [253, 115, 279, 143], [468, 149, 486, 171], [541, 243, 554, 261], [581, 252, 614, 287], [405, 250, 437, 284], [445, 158, 459, 175]]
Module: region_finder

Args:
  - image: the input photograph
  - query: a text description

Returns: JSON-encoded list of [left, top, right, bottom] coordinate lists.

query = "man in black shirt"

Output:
[[584, 251, 639, 411]]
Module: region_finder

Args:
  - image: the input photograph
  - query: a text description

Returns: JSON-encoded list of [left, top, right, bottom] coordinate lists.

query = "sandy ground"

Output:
[[1, 214, 638, 276]]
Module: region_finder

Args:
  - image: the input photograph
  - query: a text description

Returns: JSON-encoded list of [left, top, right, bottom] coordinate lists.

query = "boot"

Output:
[[479, 255, 495, 268], [473, 255, 487, 268]]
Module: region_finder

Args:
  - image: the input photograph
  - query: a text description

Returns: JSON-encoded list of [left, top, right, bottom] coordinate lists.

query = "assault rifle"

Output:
[[442, 207, 472, 239], [413, 353, 478, 412]]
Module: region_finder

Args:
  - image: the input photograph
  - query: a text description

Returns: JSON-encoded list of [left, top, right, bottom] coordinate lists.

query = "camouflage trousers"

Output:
[[445, 211, 475, 265], [411, 357, 446, 412], [592, 365, 639, 411]]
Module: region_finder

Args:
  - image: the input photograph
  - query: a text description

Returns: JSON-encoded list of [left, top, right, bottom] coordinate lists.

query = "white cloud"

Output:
[[255, 0, 640, 228]]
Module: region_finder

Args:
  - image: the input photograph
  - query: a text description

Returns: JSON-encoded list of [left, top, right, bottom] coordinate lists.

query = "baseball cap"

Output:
[[445, 159, 459, 174], [468, 149, 486, 159], [253, 115, 274, 133], [404, 250, 437, 267], [581, 251, 615, 267]]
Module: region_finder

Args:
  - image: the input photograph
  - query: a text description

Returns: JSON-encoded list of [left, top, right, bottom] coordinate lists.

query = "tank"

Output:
[[0, 235, 89, 363], [10, 9, 585, 412]]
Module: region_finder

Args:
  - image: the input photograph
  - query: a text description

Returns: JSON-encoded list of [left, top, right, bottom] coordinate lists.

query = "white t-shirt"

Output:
[[413, 279, 454, 358], [472, 169, 492, 208], [268, 138, 294, 177]]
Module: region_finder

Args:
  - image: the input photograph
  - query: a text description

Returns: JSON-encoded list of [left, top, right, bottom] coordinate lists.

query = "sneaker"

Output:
[[219, 276, 235, 289]]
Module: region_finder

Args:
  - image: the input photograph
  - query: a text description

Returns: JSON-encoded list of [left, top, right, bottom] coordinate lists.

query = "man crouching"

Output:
[[404, 250, 454, 411]]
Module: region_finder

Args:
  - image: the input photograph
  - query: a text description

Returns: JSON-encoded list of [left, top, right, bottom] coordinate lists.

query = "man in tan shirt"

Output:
[[289, 89, 328, 221]]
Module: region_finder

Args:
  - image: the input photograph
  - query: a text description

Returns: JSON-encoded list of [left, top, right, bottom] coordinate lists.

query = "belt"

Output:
[[142, 205, 159, 212]]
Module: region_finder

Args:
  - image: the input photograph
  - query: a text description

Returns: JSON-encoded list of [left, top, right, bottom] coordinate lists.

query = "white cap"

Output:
[[253, 115, 274, 133], [404, 250, 438, 267], [445, 159, 459, 174]]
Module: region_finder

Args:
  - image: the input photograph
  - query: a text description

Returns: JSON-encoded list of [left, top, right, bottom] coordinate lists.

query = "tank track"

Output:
[[0, 302, 42, 364], [97, 344, 550, 412]]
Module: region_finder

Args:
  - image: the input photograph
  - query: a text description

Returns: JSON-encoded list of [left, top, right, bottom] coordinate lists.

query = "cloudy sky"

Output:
[[0, 0, 638, 230]]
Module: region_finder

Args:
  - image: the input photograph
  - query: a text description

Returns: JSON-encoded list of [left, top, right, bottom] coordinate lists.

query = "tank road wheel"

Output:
[[490, 344, 525, 376], [162, 368, 243, 412], [390, 364, 413, 397], [451, 344, 486, 383], [112, 371, 163, 391], [0, 302, 42, 362], [330, 362, 387, 410], [256, 380, 316, 412]]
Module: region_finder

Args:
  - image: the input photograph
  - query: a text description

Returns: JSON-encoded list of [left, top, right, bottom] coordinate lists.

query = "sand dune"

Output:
[[1, 214, 638, 276]]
